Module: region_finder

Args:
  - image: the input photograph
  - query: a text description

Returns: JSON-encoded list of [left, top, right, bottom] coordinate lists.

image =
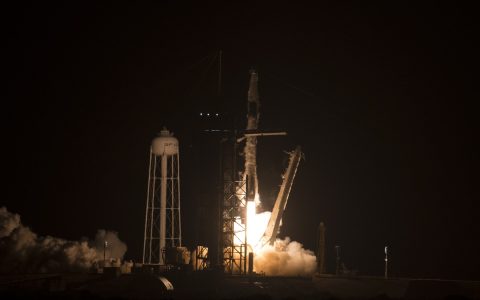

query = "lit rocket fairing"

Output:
[[244, 69, 260, 203]]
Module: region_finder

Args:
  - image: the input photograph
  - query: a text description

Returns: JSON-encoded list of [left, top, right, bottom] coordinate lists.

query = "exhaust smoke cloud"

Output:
[[0, 207, 127, 273], [242, 194, 317, 276], [253, 237, 317, 276]]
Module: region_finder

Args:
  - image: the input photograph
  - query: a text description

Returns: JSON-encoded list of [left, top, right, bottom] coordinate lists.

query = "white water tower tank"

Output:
[[152, 127, 178, 156]]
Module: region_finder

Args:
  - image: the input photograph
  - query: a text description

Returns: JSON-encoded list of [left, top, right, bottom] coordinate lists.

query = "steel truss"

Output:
[[222, 179, 247, 274], [143, 149, 182, 266]]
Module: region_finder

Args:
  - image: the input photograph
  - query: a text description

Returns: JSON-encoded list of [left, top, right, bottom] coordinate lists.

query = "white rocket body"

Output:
[[244, 70, 260, 203]]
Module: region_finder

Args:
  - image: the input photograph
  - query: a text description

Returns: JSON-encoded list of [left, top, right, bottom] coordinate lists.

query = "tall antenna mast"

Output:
[[217, 50, 222, 97]]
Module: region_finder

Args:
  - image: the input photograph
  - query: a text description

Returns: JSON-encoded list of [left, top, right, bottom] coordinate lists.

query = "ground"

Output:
[[1, 272, 479, 299]]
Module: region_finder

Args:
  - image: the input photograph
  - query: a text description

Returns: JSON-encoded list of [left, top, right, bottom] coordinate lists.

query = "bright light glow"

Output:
[[232, 194, 271, 253], [246, 200, 256, 244], [229, 192, 317, 276], [249, 208, 271, 251]]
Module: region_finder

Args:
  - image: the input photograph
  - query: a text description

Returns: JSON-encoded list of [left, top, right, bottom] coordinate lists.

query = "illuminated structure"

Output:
[[220, 134, 248, 274], [260, 146, 303, 246], [220, 70, 289, 274], [143, 127, 182, 266], [220, 70, 261, 274]]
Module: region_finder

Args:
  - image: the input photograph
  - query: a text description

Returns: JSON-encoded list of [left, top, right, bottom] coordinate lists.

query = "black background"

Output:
[[4, 2, 478, 280]]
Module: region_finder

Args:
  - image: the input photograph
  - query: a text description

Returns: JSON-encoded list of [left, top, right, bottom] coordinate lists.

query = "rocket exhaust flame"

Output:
[[246, 198, 271, 252], [233, 193, 316, 276]]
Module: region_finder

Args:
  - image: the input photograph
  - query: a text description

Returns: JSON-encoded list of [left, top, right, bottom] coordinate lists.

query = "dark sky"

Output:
[[4, 3, 478, 280]]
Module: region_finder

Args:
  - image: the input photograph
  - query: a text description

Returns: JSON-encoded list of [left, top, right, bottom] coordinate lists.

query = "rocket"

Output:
[[244, 69, 260, 203]]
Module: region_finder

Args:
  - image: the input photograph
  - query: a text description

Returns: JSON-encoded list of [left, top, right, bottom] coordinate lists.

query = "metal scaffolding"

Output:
[[220, 136, 248, 274]]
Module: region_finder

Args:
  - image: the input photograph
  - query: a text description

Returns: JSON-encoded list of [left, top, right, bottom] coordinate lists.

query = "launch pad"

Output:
[[140, 69, 305, 276], [2, 68, 479, 300]]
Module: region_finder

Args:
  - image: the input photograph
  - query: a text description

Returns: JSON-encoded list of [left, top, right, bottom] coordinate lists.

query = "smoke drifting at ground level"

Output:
[[254, 237, 317, 276], [0, 207, 127, 273]]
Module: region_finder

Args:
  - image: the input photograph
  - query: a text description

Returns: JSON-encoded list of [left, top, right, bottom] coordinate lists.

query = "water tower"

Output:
[[143, 127, 182, 266]]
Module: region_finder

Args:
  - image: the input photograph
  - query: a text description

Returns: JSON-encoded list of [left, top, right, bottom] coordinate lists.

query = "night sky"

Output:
[[5, 3, 478, 280]]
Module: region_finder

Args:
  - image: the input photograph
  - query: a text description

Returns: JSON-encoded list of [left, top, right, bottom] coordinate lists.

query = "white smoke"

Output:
[[254, 237, 317, 276], [0, 207, 127, 273]]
